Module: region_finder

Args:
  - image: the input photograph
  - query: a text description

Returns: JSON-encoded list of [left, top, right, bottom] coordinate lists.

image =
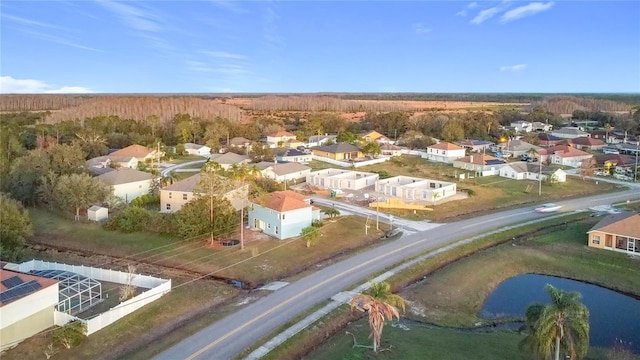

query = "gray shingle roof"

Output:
[[312, 142, 360, 153], [97, 168, 154, 185]]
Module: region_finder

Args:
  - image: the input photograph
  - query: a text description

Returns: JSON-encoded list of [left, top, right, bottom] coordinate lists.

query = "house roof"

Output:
[[270, 162, 311, 176], [429, 142, 464, 150], [185, 143, 208, 150], [209, 152, 251, 165], [108, 155, 137, 163], [269, 131, 295, 137], [276, 149, 307, 157], [504, 162, 556, 174], [162, 172, 235, 193], [503, 140, 541, 152], [587, 212, 640, 239], [1, 269, 58, 306], [380, 143, 402, 150], [97, 168, 154, 185], [109, 144, 154, 159], [552, 127, 590, 136], [538, 133, 563, 141], [254, 161, 277, 171], [308, 134, 336, 142], [362, 131, 389, 140], [570, 137, 605, 146], [256, 190, 310, 212], [228, 137, 254, 146], [457, 139, 494, 147], [455, 154, 504, 165], [539, 145, 592, 158], [312, 142, 360, 153], [594, 154, 635, 166]]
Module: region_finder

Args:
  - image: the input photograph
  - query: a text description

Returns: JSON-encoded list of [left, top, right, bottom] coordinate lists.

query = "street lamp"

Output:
[[635, 141, 639, 183]]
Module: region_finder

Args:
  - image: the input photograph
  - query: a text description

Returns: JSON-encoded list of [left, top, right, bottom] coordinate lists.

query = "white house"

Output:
[[499, 140, 541, 159], [208, 152, 251, 170], [97, 168, 156, 203], [511, 121, 533, 133], [380, 143, 403, 157], [266, 131, 297, 147], [261, 162, 312, 183], [499, 163, 567, 182], [107, 156, 139, 169], [424, 142, 466, 163], [550, 127, 591, 139], [306, 169, 379, 190], [452, 154, 507, 176], [375, 176, 457, 203], [276, 149, 313, 163], [539, 145, 594, 168], [159, 173, 248, 213], [532, 122, 553, 132], [248, 190, 321, 240], [0, 269, 59, 351], [306, 134, 337, 147], [184, 143, 211, 156]]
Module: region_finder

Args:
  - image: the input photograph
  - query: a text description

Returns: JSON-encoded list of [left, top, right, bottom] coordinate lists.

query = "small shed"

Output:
[[88, 205, 108, 222]]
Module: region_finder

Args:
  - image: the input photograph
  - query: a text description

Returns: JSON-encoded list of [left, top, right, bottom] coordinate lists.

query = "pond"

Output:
[[480, 274, 640, 353]]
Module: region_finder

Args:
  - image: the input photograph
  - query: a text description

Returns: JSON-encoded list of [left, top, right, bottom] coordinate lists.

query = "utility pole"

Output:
[[376, 201, 379, 231], [635, 141, 639, 183]]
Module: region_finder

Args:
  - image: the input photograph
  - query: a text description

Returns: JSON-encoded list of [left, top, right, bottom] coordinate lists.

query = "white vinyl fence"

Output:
[[311, 155, 390, 168], [14, 260, 171, 335]]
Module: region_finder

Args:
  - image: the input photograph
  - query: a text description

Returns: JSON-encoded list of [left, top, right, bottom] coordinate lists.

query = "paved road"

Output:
[[155, 188, 640, 360], [160, 159, 208, 177]]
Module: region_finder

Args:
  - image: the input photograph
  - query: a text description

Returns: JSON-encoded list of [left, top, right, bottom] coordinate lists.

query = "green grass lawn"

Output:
[[29, 209, 386, 285], [167, 154, 207, 164]]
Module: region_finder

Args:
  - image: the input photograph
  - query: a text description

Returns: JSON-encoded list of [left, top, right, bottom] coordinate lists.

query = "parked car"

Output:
[[535, 203, 562, 213], [380, 228, 403, 240]]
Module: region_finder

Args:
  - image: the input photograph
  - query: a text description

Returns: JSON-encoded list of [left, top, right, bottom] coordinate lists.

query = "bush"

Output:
[[130, 193, 160, 208], [105, 206, 152, 233], [375, 170, 391, 179], [460, 188, 476, 196], [312, 219, 323, 228]]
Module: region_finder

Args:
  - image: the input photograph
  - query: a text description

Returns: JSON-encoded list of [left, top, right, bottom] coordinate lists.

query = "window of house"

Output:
[[592, 235, 601, 245], [275, 226, 278, 234], [267, 223, 271, 229], [183, 193, 188, 200], [282, 214, 285, 220], [166, 204, 171, 210], [169, 192, 172, 199]]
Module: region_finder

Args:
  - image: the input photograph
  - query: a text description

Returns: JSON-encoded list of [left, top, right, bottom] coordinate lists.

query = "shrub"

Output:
[[130, 193, 160, 208], [312, 219, 323, 228], [375, 170, 391, 179], [105, 206, 152, 233]]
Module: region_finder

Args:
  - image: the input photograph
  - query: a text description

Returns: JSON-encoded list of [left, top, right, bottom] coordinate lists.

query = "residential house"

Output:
[[587, 212, 640, 255], [159, 173, 248, 213], [499, 162, 567, 183], [208, 152, 251, 170], [538, 133, 565, 147], [266, 131, 297, 148], [276, 149, 312, 163], [380, 143, 403, 157], [594, 154, 636, 174], [261, 162, 312, 183], [0, 269, 59, 351], [549, 127, 591, 139], [109, 144, 160, 163], [108, 156, 139, 169], [452, 154, 507, 176], [539, 145, 593, 168], [306, 134, 337, 147], [184, 143, 211, 156], [97, 168, 156, 203], [362, 130, 393, 144], [227, 137, 255, 152], [311, 143, 363, 161], [510, 121, 533, 133], [532, 122, 553, 132], [569, 137, 605, 151], [375, 176, 457, 203], [499, 140, 542, 158], [306, 169, 378, 190], [283, 138, 304, 149], [456, 139, 494, 153], [424, 142, 466, 163], [248, 190, 321, 240]]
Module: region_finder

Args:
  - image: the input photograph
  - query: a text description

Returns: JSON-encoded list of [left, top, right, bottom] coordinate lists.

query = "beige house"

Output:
[[452, 154, 507, 176], [539, 145, 593, 168], [1, 269, 59, 351], [311, 143, 363, 161], [267, 131, 297, 148], [261, 162, 312, 183], [208, 152, 251, 170], [109, 144, 160, 163], [160, 173, 248, 213], [587, 212, 640, 255], [498, 163, 567, 183], [380, 143, 403, 157]]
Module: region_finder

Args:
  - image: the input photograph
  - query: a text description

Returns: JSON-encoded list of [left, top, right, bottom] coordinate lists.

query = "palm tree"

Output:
[[520, 284, 590, 360], [604, 123, 611, 144], [322, 207, 340, 219], [369, 281, 405, 312], [301, 226, 318, 248], [350, 290, 401, 353]]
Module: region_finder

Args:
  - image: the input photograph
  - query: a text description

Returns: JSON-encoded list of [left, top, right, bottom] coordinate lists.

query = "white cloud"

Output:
[[1, 13, 67, 30], [500, 64, 527, 72], [99, 1, 162, 32], [470, 1, 511, 24], [500, 2, 554, 23], [202, 51, 246, 59], [412, 23, 431, 34], [0, 76, 94, 94], [209, 0, 246, 13], [456, 2, 478, 17]]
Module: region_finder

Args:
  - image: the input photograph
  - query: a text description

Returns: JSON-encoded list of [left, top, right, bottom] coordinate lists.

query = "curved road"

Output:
[[155, 188, 639, 360]]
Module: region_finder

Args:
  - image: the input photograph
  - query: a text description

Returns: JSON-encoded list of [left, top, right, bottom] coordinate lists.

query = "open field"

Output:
[[29, 209, 386, 286]]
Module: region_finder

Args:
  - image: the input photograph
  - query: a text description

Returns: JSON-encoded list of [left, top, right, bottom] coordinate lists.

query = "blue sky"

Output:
[[1, 1, 638, 94]]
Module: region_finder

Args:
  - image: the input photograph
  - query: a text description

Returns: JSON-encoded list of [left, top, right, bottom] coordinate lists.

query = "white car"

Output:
[[535, 203, 562, 213]]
